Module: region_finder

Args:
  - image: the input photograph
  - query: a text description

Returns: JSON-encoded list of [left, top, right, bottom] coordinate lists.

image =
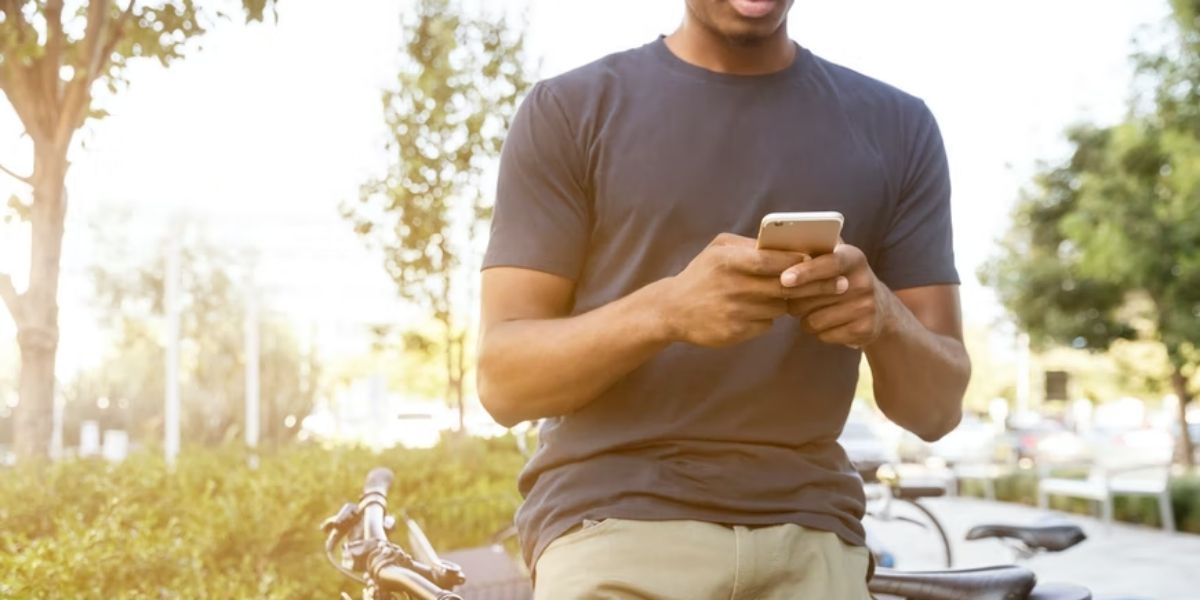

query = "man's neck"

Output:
[[663, 19, 794, 76]]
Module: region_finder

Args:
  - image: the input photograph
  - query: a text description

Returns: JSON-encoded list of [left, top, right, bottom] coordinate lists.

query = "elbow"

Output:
[[915, 405, 963, 443], [915, 359, 970, 443], [477, 355, 522, 429]]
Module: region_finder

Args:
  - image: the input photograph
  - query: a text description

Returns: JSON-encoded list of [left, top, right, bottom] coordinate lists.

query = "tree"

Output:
[[343, 0, 532, 431], [983, 2, 1200, 464], [79, 213, 318, 446], [0, 345, 15, 447], [0, 0, 276, 460]]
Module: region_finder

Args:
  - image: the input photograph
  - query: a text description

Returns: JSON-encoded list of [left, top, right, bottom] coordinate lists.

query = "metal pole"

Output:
[[244, 261, 260, 449], [1016, 332, 1031, 415], [164, 229, 182, 466]]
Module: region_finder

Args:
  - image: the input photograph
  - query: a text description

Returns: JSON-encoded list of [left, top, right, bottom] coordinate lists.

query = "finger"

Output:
[[726, 247, 810, 276], [780, 253, 843, 288], [709, 232, 757, 248], [732, 274, 805, 300], [780, 243, 864, 288], [803, 300, 870, 334], [780, 276, 850, 300], [788, 294, 843, 316], [814, 319, 874, 349], [738, 299, 789, 321]]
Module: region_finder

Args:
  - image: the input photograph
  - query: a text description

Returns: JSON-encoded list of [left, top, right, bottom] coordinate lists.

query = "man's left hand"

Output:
[[780, 243, 896, 349]]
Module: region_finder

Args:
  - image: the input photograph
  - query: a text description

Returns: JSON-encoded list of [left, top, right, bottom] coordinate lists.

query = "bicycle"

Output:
[[323, 467, 1094, 600], [864, 463, 955, 569]]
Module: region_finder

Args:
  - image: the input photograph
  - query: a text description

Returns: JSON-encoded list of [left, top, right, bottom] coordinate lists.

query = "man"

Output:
[[478, 0, 970, 597]]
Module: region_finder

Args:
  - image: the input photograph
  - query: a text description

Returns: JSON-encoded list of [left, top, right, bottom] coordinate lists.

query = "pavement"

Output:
[[870, 496, 1199, 600]]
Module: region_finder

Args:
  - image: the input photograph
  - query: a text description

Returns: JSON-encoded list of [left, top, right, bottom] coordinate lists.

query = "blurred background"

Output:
[[1, 0, 1198, 598]]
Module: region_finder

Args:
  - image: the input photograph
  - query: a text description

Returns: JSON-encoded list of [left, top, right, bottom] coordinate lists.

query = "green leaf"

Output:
[[5, 194, 31, 223], [341, 0, 533, 411]]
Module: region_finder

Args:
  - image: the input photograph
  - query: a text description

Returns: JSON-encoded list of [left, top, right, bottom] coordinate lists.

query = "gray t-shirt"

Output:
[[483, 37, 959, 568]]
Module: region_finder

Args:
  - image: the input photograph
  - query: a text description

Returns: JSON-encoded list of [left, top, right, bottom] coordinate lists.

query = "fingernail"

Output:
[[835, 277, 849, 293], [782, 272, 797, 287]]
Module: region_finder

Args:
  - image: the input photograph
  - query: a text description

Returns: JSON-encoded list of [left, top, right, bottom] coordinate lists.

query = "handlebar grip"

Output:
[[364, 467, 394, 497], [375, 563, 461, 599]]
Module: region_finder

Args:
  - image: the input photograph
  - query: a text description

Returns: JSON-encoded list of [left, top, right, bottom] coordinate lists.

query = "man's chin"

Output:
[[719, 25, 781, 47]]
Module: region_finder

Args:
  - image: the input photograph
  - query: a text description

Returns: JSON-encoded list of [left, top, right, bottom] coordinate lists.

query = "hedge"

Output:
[[957, 468, 1200, 533], [5, 439, 1197, 598], [0, 436, 524, 599]]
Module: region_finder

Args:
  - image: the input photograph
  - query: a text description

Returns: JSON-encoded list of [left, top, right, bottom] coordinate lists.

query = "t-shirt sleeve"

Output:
[[482, 82, 591, 281], [872, 101, 960, 290]]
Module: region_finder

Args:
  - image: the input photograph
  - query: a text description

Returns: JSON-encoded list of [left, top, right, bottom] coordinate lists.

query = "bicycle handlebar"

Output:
[[373, 562, 462, 600], [348, 467, 464, 600], [361, 467, 393, 543], [363, 467, 394, 497]]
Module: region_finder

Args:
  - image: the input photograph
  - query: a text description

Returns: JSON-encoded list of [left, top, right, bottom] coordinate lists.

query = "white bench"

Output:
[[1037, 459, 1175, 533]]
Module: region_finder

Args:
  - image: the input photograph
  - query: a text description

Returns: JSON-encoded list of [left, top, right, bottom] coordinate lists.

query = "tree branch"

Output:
[[44, 0, 66, 102], [0, 0, 36, 47], [95, 1, 135, 79], [0, 162, 32, 185], [0, 272, 21, 324], [54, 0, 106, 147], [92, 0, 135, 79], [55, 0, 135, 148], [0, 0, 42, 137]]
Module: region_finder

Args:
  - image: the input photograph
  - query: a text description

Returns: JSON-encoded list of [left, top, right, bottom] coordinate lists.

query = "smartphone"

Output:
[[756, 211, 844, 256]]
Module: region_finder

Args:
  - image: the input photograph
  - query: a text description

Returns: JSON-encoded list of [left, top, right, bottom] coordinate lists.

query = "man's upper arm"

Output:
[[482, 79, 591, 334], [873, 100, 959, 292], [483, 82, 592, 282], [481, 267, 576, 336], [892, 284, 963, 342]]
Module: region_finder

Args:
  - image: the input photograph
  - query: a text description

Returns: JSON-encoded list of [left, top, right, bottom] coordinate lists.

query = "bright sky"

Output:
[[0, 0, 1174, 379]]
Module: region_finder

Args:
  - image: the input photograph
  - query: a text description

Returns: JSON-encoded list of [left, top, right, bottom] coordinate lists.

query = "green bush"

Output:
[[957, 467, 1200, 533], [0, 436, 525, 599]]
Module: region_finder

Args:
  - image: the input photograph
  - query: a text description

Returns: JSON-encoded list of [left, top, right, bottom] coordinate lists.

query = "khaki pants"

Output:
[[534, 518, 872, 600]]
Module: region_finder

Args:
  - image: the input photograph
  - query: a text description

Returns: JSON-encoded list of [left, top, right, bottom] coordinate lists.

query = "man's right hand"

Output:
[[655, 233, 809, 348]]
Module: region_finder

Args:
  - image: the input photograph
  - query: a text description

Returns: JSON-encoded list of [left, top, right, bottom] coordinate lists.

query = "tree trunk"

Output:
[[12, 147, 68, 461], [440, 266, 464, 434], [1170, 366, 1195, 468], [443, 322, 464, 434], [454, 330, 465, 433]]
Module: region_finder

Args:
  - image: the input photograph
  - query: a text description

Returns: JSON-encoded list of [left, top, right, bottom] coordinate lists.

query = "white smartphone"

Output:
[[756, 211, 844, 256]]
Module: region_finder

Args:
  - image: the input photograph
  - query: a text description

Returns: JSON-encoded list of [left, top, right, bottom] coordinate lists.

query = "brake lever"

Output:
[[321, 502, 362, 535]]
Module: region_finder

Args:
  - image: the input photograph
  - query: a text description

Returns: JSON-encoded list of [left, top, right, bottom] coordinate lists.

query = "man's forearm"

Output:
[[865, 291, 970, 441], [478, 279, 674, 427]]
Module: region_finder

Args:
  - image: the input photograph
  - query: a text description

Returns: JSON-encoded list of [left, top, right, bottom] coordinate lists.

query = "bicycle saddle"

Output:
[[891, 483, 948, 499], [868, 565, 1036, 600], [965, 522, 1086, 553]]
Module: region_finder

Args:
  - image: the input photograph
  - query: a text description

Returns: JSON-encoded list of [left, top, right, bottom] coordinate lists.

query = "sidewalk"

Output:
[[899, 497, 1198, 600]]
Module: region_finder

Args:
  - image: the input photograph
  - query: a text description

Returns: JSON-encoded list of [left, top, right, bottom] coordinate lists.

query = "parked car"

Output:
[[896, 415, 999, 467], [1001, 417, 1075, 465], [930, 415, 999, 465], [1034, 429, 1091, 466]]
